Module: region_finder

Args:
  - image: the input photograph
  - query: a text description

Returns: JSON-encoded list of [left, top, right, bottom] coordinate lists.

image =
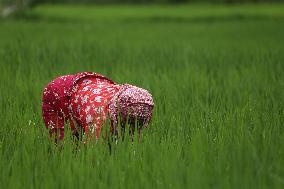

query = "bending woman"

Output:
[[42, 72, 154, 143]]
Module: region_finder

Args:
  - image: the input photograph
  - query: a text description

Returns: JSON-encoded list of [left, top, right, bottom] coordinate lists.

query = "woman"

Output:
[[42, 72, 154, 143]]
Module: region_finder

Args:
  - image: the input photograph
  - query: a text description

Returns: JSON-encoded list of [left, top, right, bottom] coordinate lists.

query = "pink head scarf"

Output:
[[108, 84, 154, 132]]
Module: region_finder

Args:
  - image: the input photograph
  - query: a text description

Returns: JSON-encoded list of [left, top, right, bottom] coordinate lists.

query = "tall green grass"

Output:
[[0, 4, 284, 189]]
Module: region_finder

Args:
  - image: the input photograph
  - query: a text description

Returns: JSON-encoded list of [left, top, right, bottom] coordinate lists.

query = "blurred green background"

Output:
[[0, 0, 284, 189], [1, 0, 284, 18]]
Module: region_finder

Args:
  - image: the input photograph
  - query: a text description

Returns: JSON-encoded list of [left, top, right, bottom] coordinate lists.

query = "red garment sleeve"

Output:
[[42, 103, 65, 142], [82, 114, 104, 143]]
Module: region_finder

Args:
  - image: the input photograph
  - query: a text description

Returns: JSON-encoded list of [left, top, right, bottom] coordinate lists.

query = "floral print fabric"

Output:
[[70, 77, 120, 140], [42, 72, 115, 141], [42, 74, 75, 140]]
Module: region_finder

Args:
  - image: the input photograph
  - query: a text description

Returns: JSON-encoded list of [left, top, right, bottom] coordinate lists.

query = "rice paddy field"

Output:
[[1, 3, 284, 189]]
